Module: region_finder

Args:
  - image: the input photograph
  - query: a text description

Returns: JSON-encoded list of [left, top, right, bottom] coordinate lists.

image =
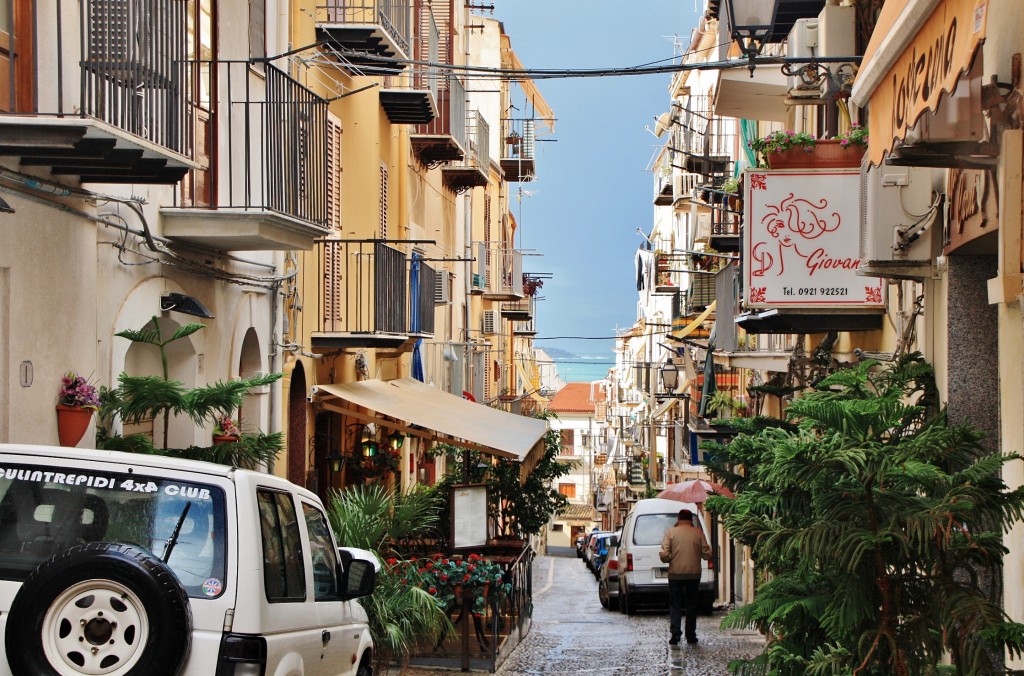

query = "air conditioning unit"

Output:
[[434, 270, 451, 304], [786, 18, 819, 96], [481, 309, 499, 335], [673, 173, 700, 202], [858, 164, 938, 279]]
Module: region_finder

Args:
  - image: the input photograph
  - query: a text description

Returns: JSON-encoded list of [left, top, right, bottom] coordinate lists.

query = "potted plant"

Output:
[[836, 123, 868, 150], [749, 128, 865, 169], [212, 415, 241, 444], [56, 371, 101, 447]]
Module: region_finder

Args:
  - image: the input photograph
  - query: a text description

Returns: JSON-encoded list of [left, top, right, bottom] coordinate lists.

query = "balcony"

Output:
[[378, 5, 438, 124], [411, 76, 467, 165], [471, 242, 524, 300], [418, 341, 495, 400], [500, 118, 536, 182], [669, 96, 735, 185], [442, 110, 489, 192], [0, 0, 193, 183], [315, 0, 411, 72], [502, 295, 535, 322], [162, 63, 331, 251], [695, 186, 742, 253], [313, 240, 436, 350]]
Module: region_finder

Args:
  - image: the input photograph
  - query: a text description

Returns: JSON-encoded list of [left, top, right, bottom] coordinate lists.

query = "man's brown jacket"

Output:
[[658, 522, 712, 580]]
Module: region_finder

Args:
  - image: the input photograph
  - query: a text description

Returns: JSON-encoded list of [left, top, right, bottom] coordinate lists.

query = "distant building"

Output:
[[543, 382, 616, 550]]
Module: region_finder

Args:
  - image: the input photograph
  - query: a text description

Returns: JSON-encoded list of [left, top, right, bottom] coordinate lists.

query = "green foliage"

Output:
[[706, 354, 1024, 675], [430, 412, 574, 538], [327, 485, 451, 675], [98, 315, 283, 467]]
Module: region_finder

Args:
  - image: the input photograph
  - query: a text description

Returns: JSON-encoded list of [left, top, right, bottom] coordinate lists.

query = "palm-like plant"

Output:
[[327, 484, 451, 675], [705, 354, 1024, 675], [98, 316, 282, 466]]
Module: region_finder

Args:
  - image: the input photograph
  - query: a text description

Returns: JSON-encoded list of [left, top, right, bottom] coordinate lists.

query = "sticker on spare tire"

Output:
[[0, 466, 211, 499]]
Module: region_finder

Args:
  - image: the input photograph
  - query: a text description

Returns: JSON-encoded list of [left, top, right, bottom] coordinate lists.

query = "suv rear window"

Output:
[[633, 513, 678, 546], [0, 463, 228, 598]]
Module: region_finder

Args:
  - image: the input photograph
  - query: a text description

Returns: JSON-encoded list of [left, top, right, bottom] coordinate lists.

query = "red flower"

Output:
[[428, 587, 437, 595], [463, 573, 471, 582]]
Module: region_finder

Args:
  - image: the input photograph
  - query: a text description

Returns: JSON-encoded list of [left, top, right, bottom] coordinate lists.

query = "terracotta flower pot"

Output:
[[56, 404, 94, 447], [212, 434, 240, 445], [768, 140, 866, 169]]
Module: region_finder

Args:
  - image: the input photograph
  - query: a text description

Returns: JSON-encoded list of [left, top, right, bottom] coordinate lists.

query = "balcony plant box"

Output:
[[768, 139, 866, 170]]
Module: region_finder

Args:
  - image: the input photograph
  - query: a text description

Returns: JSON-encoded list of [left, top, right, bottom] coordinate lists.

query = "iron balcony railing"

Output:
[[472, 242, 523, 297], [416, 75, 466, 145], [178, 61, 328, 224], [44, 0, 191, 153], [418, 341, 497, 400], [318, 240, 435, 337], [501, 118, 536, 161], [316, 0, 411, 56]]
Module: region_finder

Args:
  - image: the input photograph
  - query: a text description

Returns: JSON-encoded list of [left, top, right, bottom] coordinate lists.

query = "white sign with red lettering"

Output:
[[743, 169, 884, 308]]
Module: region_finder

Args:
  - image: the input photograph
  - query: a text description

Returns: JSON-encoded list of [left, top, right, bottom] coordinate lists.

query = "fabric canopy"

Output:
[[310, 378, 549, 478]]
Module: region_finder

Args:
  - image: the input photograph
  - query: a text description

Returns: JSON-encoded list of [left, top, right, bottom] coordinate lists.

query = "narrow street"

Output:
[[406, 553, 764, 675]]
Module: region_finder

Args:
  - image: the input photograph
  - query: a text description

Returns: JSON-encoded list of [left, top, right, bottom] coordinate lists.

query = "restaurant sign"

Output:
[[743, 169, 884, 309]]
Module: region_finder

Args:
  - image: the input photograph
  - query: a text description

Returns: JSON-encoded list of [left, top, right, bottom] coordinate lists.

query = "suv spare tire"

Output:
[[6, 542, 192, 676]]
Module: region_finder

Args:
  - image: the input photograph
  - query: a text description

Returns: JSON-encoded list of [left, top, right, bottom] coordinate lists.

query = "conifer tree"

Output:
[[704, 354, 1024, 675]]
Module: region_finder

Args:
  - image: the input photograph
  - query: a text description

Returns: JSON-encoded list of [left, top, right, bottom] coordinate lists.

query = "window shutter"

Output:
[[326, 113, 343, 231]]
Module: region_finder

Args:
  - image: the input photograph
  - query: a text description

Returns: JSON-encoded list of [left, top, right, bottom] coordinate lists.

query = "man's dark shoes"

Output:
[[669, 634, 681, 645], [686, 636, 699, 645]]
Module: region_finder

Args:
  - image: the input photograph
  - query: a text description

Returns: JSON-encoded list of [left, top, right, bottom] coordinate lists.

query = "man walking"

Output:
[[659, 508, 712, 645]]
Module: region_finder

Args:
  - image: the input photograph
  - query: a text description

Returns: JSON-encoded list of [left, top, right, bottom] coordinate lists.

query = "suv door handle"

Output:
[[322, 630, 331, 646]]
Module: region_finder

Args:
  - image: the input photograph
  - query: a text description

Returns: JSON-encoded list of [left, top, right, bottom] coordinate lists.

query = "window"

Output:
[[258, 489, 305, 602], [559, 429, 574, 455], [0, 464, 227, 598], [247, 0, 265, 61], [558, 483, 576, 499], [302, 502, 340, 601], [551, 523, 563, 532], [633, 513, 677, 546]]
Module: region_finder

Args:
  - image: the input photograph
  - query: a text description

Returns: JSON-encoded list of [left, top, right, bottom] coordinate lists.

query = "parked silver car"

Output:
[[598, 533, 621, 611]]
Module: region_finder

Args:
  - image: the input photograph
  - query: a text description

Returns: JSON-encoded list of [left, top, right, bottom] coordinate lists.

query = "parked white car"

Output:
[[0, 444, 376, 676]]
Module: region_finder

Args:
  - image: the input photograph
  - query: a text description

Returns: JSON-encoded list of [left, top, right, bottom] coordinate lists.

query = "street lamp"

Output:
[[661, 361, 679, 393], [723, 0, 780, 76]]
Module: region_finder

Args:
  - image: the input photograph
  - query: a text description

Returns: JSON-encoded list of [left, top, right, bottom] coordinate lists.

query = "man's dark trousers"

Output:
[[668, 578, 700, 642]]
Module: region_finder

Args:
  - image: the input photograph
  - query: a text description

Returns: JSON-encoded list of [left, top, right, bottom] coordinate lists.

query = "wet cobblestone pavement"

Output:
[[401, 553, 765, 675]]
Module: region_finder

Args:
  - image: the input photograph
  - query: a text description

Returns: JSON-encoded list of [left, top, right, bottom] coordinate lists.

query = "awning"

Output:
[[672, 301, 716, 340], [850, 0, 989, 166], [651, 396, 683, 420], [310, 378, 549, 480]]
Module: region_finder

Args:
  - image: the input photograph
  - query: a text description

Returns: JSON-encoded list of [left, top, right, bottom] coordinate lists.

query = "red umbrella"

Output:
[[658, 479, 735, 503]]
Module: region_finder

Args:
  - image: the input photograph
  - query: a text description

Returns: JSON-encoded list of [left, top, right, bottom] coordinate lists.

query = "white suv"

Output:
[[0, 444, 376, 676]]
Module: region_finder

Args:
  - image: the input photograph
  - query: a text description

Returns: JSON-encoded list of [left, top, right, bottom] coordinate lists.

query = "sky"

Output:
[[491, 1, 703, 370]]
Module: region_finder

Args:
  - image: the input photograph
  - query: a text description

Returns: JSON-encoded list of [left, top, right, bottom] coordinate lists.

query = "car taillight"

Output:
[[708, 558, 714, 570], [608, 559, 618, 571], [626, 553, 633, 572], [216, 633, 267, 676]]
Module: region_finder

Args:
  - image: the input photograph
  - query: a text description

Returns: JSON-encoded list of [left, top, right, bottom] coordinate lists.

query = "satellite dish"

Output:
[[654, 112, 672, 137]]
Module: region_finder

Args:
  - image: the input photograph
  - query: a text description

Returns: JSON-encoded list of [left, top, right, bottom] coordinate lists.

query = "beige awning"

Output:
[[713, 67, 791, 123], [310, 378, 549, 480], [850, 0, 989, 165]]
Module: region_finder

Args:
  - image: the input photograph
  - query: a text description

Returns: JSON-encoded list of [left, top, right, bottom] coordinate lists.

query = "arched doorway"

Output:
[[237, 327, 262, 434], [287, 363, 308, 487]]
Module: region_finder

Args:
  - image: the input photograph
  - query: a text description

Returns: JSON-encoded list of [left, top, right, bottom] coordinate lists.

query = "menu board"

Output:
[[450, 484, 488, 550]]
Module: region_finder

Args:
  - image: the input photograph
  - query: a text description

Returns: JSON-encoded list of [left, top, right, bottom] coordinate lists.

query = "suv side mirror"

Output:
[[609, 535, 618, 548], [341, 559, 377, 600]]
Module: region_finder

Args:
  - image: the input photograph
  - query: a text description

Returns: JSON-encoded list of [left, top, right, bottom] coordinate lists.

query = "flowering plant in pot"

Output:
[[835, 123, 868, 149], [748, 130, 816, 166], [56, 372, 101, 447], [59, 372, 101, 409], [213, 415, 241, 443], [417, 553, 511, 616]]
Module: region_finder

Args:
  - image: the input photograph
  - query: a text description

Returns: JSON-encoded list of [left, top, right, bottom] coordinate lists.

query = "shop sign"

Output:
[[743, 169, 884, 308], [945, 167, 999, 254]]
